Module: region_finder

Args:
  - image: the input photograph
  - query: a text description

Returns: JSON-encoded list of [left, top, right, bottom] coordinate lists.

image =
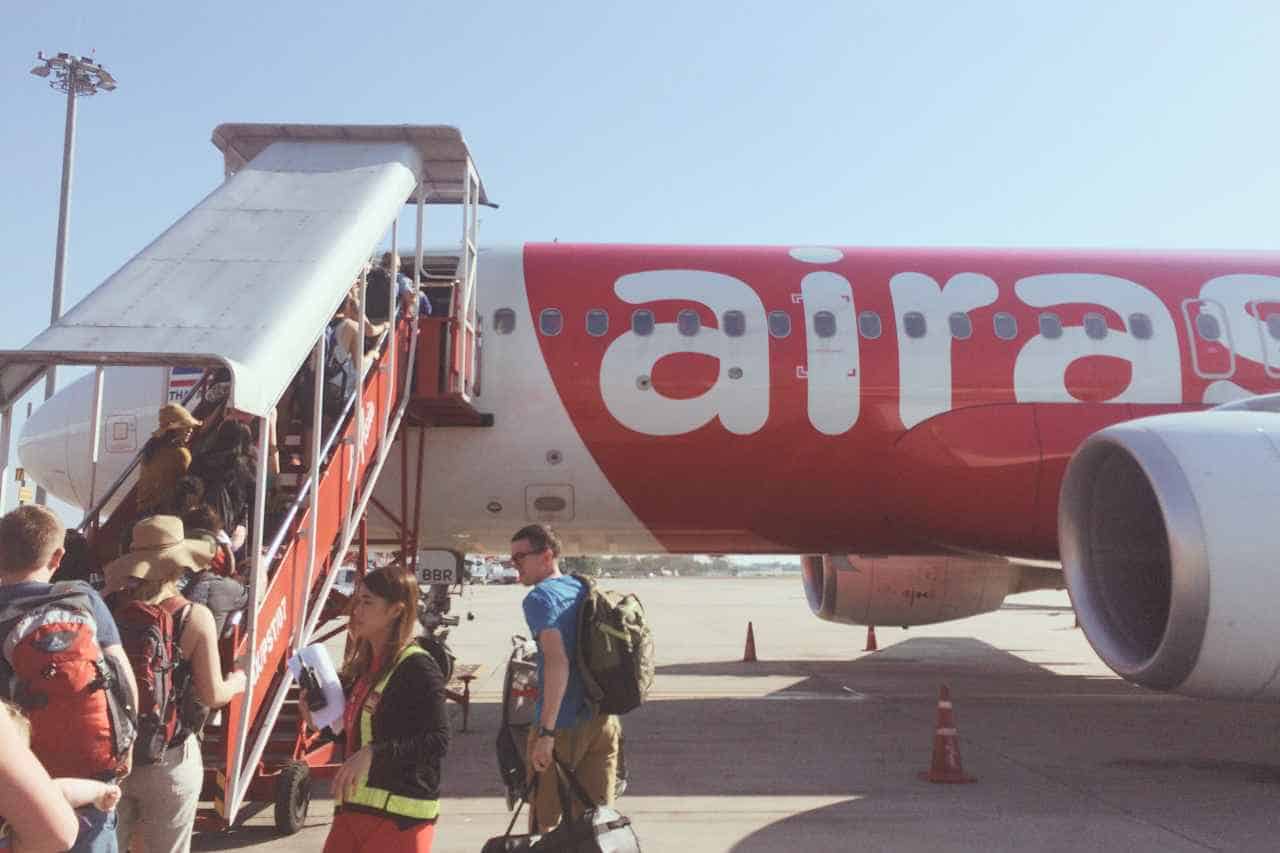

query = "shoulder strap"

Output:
[[160, 594, 191, 614], [165, 597, 194, 648], [552, 754, 598, 810]]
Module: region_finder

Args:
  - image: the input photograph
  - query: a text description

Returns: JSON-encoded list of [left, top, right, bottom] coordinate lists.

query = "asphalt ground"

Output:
[[194, 577, 1280, 852]]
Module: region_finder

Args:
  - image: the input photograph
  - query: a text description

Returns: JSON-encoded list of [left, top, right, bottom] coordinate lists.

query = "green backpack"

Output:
[[572, 574, 654, 715]]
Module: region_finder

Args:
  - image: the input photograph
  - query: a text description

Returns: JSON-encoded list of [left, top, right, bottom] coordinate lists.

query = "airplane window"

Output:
[[949, 312, 972, 340], [1128, 313, 1153, 340], [1195, 312, 1222, 341], [1268, 314, 1280, 341], [632, 310, 655, 337], [858, 311, 882, 340], [678, 309, 701, 337], [1084, 313, 1107, 340], [994, 312, 1018, 340], [768, 311, 792, 338], [903, 311, 926, 339], [723, 310, 746, 338], [813, 310, 837, 339], [539, 308, 563, 336], [586, 309, 609, 337], [1038, 313, 1063, 340], [493, 308, 516, 335]]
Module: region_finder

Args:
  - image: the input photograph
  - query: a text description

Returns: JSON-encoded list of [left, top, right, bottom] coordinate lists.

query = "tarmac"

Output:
[[195, 577, 1280, 852]]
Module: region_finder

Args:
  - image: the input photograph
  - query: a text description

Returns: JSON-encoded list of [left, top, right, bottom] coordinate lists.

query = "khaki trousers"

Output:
[[116, 734, 202, 853], [526, 713, 621, 833]]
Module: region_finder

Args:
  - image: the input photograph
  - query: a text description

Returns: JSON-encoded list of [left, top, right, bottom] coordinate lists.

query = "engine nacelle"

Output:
[[801, 553, 1060, 627], [1059, 405, 1280, 701]]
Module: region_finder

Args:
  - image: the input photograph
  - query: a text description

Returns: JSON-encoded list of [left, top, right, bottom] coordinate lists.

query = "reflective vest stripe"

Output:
[[345, 644, 440, 821], [343, 786, 441, 820]]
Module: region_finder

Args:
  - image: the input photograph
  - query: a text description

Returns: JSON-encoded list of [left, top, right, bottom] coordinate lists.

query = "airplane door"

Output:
[[799, 272, 859, 435], [1181, 298, 1235, 380], [105, 414, 137, 454], [1249, 300, 1280, 379]]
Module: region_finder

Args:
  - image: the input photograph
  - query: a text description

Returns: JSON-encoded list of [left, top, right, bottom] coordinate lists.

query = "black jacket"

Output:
[[345, 641, 450, 822], [187, 449, 254, 530]]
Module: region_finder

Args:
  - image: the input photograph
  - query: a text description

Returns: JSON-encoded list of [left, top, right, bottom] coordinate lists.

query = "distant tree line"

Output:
[[560, 555, 737, 578]]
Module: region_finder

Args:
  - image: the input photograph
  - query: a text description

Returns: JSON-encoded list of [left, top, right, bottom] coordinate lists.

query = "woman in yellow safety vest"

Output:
[[307, 566, 449, 853]]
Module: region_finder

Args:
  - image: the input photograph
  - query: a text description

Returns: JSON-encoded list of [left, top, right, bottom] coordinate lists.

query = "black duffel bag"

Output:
[[482, 758, 640, 853]]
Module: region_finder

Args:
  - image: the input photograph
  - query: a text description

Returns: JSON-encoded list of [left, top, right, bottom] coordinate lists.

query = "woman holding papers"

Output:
[[302, 566, 449, 853]]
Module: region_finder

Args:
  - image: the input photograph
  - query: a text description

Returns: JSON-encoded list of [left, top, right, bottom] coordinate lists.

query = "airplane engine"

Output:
[[1059, 403, 1280, 700], [800, 553, 1061, 627]]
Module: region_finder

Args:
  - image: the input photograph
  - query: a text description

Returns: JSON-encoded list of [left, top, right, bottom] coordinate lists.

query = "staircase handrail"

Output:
[[77, 369, 215, 532], [260, 319, 398, 569]]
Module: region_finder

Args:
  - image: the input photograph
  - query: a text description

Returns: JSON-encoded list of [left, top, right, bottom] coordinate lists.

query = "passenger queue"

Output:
[[0, 257, 643, 853]]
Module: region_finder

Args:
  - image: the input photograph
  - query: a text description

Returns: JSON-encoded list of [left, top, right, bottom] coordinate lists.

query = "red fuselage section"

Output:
[[516, 244, 1280, 557]]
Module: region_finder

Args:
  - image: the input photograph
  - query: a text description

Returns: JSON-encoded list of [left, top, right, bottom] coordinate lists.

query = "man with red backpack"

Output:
[[0, 505, 139, 853]]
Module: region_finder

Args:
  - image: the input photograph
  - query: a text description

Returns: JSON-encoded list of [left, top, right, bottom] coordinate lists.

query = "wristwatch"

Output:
[[537, 726, 556, 739]]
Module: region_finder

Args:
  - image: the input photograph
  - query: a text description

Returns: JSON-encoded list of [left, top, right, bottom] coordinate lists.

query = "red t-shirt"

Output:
[[209, 548, 231, 577]]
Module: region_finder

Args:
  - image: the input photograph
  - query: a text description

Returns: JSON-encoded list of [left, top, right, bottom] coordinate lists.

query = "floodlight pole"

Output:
[[45, 75, 77, 400], [30, 52, 116, 504]]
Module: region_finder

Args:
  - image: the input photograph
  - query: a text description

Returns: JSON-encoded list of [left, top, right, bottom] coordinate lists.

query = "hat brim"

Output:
[[104, 537, 217, 593]]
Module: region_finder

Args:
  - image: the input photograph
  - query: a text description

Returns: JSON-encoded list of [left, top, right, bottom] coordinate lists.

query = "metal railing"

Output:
[[260, 318, 397, 568], [77, 368, 216, 532]]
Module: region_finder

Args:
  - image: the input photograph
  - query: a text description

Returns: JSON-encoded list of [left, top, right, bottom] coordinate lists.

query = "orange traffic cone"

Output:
[[743, 622, 758, 663], [864, 625, 878, 652], [918, 685, 976, 784]]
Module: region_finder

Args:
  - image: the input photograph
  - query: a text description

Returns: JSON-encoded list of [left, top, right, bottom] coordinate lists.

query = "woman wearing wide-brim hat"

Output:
[[104, 516, 247, 853], [136, 403, 202, 518]]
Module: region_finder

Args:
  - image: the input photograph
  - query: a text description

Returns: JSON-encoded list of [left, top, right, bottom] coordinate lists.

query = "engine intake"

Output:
[[1060, 408, 1280, 700]]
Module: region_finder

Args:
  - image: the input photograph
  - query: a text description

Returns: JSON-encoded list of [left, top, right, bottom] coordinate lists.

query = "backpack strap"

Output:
[[161, 596, 194, 650]]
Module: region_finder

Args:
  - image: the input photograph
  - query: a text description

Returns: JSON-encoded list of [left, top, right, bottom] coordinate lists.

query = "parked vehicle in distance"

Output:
[[487, 561, 519, 584]]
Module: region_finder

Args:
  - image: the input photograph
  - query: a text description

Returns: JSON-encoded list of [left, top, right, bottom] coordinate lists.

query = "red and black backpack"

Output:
[[107, 594, 193, 765], [0, 582, 137, 778]]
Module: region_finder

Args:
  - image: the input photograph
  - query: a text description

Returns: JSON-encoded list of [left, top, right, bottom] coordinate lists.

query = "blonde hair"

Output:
[[119, 577, 182, 606], [0, 506, 64, 576], [1, 701, 31, 744], [340, 566, 419, 685]]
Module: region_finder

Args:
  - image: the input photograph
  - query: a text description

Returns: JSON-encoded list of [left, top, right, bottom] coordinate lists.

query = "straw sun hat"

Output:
[[151, 403, 201, 439], [104, 515, 216, 594]]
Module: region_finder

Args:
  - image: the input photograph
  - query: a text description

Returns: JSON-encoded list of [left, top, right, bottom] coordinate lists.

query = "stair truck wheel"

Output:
[[274, 760, 311, 835]]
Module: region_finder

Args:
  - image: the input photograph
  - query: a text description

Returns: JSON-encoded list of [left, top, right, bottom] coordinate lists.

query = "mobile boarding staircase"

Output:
[[0, 124, 494, 834]]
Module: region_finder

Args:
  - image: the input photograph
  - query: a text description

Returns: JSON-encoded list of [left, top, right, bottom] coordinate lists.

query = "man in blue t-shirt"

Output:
[[511, 524, 621, 832], [0, 506, 138, 853]]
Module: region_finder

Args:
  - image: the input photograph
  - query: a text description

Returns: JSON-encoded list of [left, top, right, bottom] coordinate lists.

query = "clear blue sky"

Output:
[[6, 0, 1280, 352], [2, 1, 1278, 524]]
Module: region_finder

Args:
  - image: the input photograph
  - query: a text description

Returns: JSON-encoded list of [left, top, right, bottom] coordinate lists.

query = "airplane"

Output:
[[17, 243, 1280, 703]]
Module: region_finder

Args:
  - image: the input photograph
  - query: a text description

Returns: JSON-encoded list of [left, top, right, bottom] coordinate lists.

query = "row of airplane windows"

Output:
[[493, 308, 1280, 344]]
